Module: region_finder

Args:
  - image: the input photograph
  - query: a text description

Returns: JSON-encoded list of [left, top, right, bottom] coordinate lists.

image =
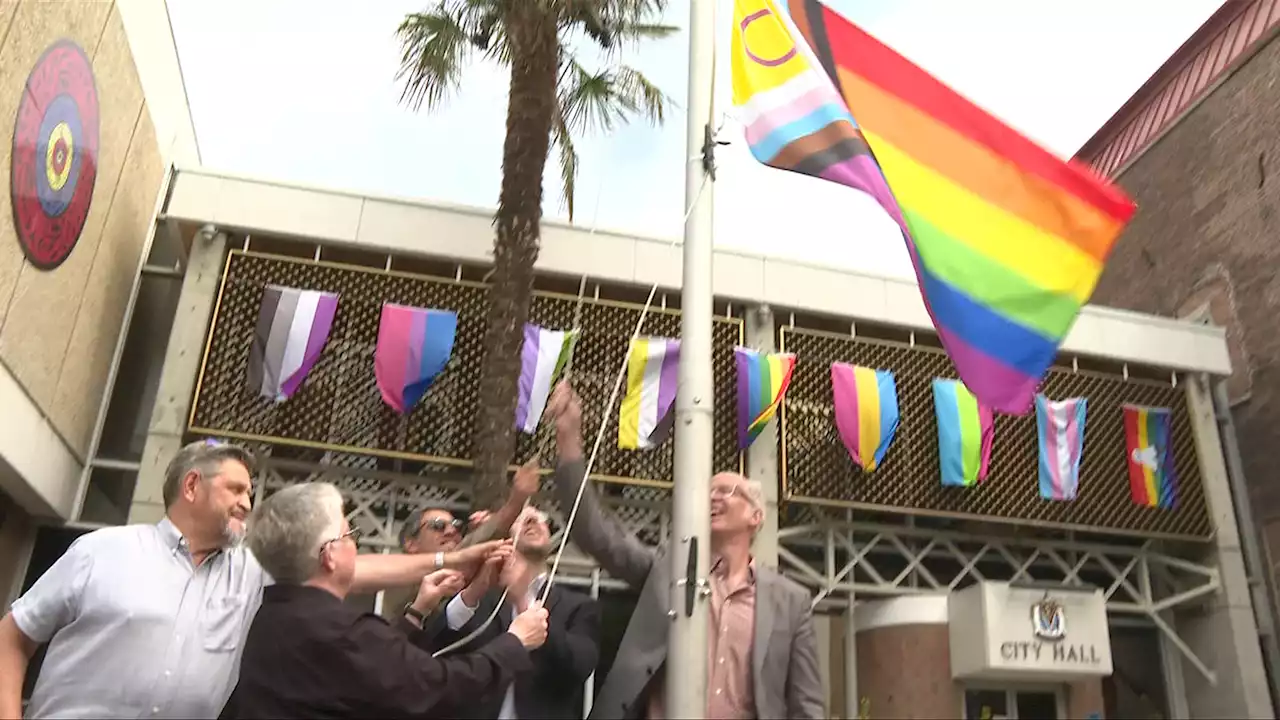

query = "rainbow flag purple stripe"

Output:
[[374, 304, 457, 414], [1035, 395, 1088, 502]]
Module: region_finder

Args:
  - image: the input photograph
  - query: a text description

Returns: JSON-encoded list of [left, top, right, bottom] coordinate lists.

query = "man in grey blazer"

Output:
[[545, 382, 824, 720]]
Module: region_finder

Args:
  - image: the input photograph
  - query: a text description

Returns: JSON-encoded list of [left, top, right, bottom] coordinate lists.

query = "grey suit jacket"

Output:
[[552, 459, 824, 720]]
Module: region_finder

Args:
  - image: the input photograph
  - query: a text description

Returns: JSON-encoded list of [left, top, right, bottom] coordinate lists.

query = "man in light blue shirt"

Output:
[[0, 440, 501, 719]]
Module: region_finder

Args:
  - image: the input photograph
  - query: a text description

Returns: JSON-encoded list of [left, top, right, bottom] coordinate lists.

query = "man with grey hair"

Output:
[[0, 439, 502, 719], [220, 482, 548, 718], [545, 382, 824, 720]]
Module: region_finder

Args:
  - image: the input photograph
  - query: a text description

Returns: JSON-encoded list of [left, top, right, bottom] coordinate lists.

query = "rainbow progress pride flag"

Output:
[[731, 0, 1137, 415], [830, 363, 899, 473], [734, 347, 796, 449], [1123, 404, 1177, 509]]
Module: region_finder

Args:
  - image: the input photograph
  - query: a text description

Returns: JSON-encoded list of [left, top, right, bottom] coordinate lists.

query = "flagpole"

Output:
[[667, 0, 715, 716]]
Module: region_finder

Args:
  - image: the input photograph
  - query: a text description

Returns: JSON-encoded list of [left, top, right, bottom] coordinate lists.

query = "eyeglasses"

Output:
[[710, 485, 739, 501], [319, 527, 362, 557]]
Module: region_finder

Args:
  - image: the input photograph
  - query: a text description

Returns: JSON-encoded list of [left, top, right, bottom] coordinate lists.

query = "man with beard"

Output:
[[429, 506, 601, 719], [0, 440, 502, 719]]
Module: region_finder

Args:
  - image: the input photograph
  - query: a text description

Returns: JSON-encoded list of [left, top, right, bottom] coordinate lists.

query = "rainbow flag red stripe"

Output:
[[734, 0, 1136, 414], [1123, 405, 1176, 509]]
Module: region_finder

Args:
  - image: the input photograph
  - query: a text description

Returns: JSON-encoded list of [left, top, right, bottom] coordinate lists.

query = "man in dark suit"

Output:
[[544, 382, 824, 720], [429, 506, 601, 719]]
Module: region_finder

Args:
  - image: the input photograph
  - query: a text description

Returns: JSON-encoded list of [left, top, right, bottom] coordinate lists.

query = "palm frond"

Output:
[[550, 108, 580, 221], [612, 65, 667, 125], [558, 57, 670, 137], [395, 8, 476, 111]]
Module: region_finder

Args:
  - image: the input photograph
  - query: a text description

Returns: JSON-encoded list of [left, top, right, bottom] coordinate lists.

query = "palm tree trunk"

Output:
[[472, 1, 559, 511]]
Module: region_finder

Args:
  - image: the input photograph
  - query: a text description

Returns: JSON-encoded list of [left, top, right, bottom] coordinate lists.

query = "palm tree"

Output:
[[396, 0, 675, 509]]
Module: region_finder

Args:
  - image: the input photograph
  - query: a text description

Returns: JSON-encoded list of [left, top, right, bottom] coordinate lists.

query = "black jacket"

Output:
[[220, 585, 531, 719], [419, 583, 601, 720]]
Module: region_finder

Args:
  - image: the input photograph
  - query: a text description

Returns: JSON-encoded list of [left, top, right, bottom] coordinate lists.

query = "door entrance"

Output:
[[963, 687, 1064, 720]]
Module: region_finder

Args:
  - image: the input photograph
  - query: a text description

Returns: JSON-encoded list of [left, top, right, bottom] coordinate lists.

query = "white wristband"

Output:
[[434, 551, 444, 569]]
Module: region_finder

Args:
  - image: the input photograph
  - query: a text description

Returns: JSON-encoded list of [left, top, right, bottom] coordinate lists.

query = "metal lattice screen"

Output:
[[780, 327, 1212, 540], [190, 251, 743, 486]]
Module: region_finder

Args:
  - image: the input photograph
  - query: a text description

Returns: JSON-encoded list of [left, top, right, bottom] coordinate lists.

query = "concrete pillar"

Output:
[[1175, 375, 1272, 718], [744, 304, 780, 566], [854, 597, 955, 719], [128, 229, 228, 524]]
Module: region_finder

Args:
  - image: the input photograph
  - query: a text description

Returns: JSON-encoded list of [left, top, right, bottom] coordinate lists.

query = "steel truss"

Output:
[[249, 446, 1223, 685]]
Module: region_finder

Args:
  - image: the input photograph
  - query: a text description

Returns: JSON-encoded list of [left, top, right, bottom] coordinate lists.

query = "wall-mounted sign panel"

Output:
[[949, 581, 1113, 681]]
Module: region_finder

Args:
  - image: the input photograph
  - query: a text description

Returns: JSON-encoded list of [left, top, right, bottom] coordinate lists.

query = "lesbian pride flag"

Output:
[[247, 285, 338, 402], [734, 347, 796, 449], [831, 363, 899, 473], [515, 325, 579, 434], [618, 337, 680, 450], [1035, 395, 1087, 501], [933, 378, 994, 487], [374, 304, 457, 414]]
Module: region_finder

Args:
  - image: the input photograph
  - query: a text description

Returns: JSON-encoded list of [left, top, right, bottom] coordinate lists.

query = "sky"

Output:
[[168, 0, 1222, 280]]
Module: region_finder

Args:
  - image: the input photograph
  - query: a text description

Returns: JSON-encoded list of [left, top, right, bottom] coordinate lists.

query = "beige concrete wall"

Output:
[[0, 1, 165, 475]]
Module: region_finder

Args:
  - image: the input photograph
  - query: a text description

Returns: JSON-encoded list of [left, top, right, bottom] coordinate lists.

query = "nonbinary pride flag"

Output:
[[515, 325, 579, 434], [1123, 404, 1177, 509], [618, 337, 680, 450], [247, 285, 338, 402], [734, 347, 796, 449], [375, 304, 457, 414], [831, 363, 899, 473], [933, 378, 994, 487], [1035, 395, 1087, 502], [734, 0, 1137, 415]]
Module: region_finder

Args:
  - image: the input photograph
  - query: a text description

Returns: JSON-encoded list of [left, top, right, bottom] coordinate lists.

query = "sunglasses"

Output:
[[421, 517, 465, 533], [319, 527, 362, 557]]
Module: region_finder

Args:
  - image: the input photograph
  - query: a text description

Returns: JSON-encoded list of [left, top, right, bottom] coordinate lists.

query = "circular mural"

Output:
[[9, 39, 100, 270]]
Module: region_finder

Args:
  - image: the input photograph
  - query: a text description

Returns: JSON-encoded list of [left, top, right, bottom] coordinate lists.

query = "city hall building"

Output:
[[0, 1, 1274, 718]]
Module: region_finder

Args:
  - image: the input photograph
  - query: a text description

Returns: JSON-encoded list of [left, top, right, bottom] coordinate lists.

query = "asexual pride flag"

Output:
[[247, 285, 338, 402], [375, 304, 457, 414]]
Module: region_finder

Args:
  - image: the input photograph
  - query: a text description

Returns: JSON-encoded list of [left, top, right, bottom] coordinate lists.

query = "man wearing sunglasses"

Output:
[[545, 382, 824, 720], [385, 459, 541, 637], [0, 440, 504, 720]]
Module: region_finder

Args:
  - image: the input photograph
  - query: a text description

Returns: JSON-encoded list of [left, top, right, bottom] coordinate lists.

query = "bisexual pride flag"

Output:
[[1035, 395, 1088, 502], [1124, 404, 1177, 509], [618, 337, 680, 450], [515, 325, 579, 434], [247, 285, 338, 402], [831, 363, 899, 473], [375, 304, 457, 414], [933, 378, 994, 487], [734, 347, 796, 449]]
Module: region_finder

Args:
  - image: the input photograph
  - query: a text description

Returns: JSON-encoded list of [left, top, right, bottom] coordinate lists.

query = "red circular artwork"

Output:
[[10, 40, 100, 270]]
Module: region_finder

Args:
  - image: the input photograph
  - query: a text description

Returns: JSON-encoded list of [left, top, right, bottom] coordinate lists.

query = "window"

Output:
[[963, 688, 1062, 720]]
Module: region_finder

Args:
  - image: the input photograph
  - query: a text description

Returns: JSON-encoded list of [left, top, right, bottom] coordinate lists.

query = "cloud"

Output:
[[168, 0, 1220, 279]]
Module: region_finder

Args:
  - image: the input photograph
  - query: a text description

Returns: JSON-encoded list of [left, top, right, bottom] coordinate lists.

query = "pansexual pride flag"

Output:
[[515, 325, 579, 434], [374, 304, 457, 414], [830, 363, 899, 473], [734, 347, 796, 449], [732, 0, 1136, 415], [247, 285, 338, 402], [933, 378, 994, 487], [618, 337, 680, 450], [1035, 395, 1088, 502], [1123, 404, 1177, 509]]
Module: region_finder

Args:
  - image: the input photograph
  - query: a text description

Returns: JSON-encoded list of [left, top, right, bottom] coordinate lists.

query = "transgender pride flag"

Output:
[[375, 304, 457, 414], [1035, 395, 1088, 501]]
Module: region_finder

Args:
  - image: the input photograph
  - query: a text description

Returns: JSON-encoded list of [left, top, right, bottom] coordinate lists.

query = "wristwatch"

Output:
[[403, 603, 427, 624]]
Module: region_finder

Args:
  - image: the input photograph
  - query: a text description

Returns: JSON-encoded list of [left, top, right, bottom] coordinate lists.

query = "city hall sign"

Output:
[[949, 581, 1113, 681]]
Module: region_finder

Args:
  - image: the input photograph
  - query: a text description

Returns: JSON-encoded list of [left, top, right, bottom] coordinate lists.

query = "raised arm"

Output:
[[351, 540, 507, 594], [462, 458, 540, 549], [546, 382, 655, 588]]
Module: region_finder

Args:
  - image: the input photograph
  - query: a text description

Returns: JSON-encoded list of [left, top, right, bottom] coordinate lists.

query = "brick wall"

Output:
[[1091, 32, 1280, 523]]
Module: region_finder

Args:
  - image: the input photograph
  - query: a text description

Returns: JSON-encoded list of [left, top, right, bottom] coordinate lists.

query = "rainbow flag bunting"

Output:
[[734, 347, 796, 449], [933, 378, 994, 487], [731, 0, 1137, 415], [830, 363, 899, 473], [375, 304, 457, 414], [247, 285, 338, 402], [515, 325, 579, 434], [618, 338, 680, 450], [1035, 395, 1087, 502], [1123, 405, 1176, 509]]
